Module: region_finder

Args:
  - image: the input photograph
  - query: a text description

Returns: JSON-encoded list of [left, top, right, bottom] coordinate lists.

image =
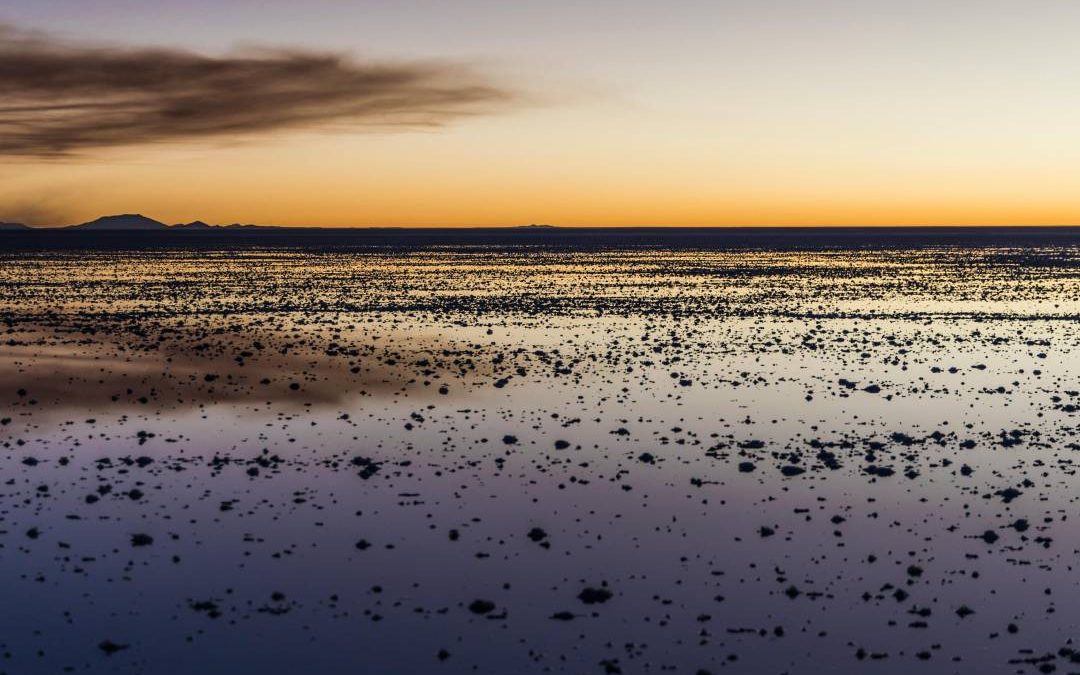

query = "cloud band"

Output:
[[0, 25, 512, 157]]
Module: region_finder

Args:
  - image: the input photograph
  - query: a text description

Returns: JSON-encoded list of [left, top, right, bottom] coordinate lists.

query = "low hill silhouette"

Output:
[[67, 214, 169, 231]]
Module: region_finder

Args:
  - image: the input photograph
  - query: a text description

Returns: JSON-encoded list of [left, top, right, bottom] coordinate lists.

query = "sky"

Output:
[[2, 1, 1080, 227]]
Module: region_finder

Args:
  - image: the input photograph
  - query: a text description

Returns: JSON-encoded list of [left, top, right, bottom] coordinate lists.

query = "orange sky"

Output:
[[4, 1, 1080, 227]]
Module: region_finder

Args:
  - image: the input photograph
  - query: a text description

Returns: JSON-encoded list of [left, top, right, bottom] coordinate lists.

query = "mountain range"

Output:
[[0, 214, 557, 231], [6, 214, 269, 231]]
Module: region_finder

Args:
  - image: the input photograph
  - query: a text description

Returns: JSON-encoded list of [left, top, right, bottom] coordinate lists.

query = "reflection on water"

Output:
[[0, 247, 1078, 674], [0, 324, 487, 419]]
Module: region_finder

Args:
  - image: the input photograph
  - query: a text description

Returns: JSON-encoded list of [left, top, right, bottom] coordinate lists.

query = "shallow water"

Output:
[[1, 246, 1079, 674]]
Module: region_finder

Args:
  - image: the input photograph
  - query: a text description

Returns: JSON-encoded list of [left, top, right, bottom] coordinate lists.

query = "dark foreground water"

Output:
[[1, 239, 1079, 674]]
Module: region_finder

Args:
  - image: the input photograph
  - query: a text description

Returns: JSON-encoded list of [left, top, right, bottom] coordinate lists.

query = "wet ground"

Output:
[[1, 242, 1079, 674]]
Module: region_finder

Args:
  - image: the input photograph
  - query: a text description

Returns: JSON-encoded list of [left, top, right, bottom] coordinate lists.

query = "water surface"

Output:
[[1, 245, 1078, 674]]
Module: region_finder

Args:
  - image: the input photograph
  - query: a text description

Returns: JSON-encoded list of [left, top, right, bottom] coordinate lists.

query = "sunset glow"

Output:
[[4, 1, 1080, 227]]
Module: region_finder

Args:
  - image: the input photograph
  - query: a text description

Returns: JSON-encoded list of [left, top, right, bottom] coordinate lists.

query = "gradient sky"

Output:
[[3, 0, 1080, 227]]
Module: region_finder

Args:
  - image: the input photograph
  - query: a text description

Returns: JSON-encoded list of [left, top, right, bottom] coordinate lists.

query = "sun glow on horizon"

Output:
[[4, 1, 1080, 227]]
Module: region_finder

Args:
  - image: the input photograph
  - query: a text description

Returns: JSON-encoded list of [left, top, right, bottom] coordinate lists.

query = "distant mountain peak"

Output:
[[68, 214, 168, 231], [174, 220, 213, 229], [0, 222, 30, 231]]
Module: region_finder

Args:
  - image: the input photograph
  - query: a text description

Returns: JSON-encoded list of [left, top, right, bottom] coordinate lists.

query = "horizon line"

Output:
[[12, 221, 1080, 231]]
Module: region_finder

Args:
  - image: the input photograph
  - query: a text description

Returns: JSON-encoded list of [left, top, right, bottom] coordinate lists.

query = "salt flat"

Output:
[[0, 242, 1078, 674]]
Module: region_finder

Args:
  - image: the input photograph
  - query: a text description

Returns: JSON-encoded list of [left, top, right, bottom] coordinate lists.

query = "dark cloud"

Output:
[[0, 25, 513, 157]]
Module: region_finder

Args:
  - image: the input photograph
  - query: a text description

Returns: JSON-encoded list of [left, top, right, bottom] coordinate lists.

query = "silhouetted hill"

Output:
[[173, 221, 214, 229], [0, 222, 30, 230], [68, 214, 168, 231]]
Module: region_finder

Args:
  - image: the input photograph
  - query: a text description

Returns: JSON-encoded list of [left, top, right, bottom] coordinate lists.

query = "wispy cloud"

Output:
[[0, 25, 513, 158]]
